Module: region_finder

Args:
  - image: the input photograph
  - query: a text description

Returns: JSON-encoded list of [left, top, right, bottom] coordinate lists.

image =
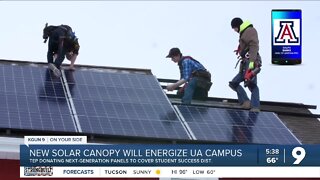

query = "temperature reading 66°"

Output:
[[266, 157, 278, 163], [292, 147, 306, 165]]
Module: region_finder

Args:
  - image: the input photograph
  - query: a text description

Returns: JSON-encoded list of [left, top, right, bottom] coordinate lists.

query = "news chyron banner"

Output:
[[20, 136, 320, 178]]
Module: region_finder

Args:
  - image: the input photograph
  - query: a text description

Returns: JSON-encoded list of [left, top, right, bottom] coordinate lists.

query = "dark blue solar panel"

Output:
[[68, 70, 190, 140], [0, 64, 76, 132], [177, 105, 301, 144]]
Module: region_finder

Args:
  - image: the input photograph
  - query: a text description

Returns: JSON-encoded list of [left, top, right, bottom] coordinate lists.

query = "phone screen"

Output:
[[271, 9, 302, 65]]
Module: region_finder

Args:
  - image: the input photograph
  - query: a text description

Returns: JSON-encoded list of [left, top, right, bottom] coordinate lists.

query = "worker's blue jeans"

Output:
[[181, 77, 207, 104], [229, 66, 260, 109]]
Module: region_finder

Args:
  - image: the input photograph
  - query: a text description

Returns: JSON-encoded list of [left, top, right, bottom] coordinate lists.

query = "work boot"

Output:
[[48, 63, 61, 77], [241, 100, 251, 109], [250, 108, 261, 112]]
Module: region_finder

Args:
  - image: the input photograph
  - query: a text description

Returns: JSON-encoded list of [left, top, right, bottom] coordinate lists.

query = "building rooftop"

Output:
[[159, 78, 320, 144], [0, 59, 319, 156]]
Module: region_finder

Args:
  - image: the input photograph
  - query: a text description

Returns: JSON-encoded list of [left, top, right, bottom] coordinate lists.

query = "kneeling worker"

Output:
[[43, 24, 80, 77], [166, 47, 212, 104]]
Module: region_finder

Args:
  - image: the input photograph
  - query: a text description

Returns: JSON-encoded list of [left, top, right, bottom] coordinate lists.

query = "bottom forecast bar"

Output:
[[20, 166, 320, 178]]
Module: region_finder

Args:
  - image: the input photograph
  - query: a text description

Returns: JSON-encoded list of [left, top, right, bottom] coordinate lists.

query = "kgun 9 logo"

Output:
[[292, 147, 306, 165]]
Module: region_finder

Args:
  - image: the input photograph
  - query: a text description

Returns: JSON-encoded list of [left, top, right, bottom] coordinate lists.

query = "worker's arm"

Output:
[[67, 39, 80, 70], [68, 53, 78, 70], [167, 79, 187, 91]]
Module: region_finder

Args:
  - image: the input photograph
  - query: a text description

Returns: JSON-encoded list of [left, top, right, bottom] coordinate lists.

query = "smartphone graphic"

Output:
[[271, 9, 302, 65]]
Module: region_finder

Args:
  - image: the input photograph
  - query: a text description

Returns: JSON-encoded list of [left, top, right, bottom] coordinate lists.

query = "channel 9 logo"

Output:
[[273, 19, 300, 46], [24, 166, 53, 176]]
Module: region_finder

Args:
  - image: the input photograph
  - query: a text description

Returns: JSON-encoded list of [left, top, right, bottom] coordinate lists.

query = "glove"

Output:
[[248, 61, 255, 70], [244, 69, 254, 87], [244, 69, 254, 81], [178, 83, 187, 94]]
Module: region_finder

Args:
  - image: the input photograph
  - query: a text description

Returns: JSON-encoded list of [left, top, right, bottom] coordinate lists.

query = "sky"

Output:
[[0, 1, 319, 115]]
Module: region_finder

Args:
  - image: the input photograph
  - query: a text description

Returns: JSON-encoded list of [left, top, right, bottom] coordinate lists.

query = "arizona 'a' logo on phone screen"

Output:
[[273, 19, 300, 46]]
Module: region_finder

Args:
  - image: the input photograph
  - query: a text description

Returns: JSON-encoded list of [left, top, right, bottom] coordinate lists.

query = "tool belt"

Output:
[[239, 59, 262, 73], [192, 70, 213, 91]]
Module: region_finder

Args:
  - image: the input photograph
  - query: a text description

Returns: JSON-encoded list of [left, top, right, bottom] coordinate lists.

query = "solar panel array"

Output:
[[0, 64, 76, 132], [0, 62, 301, 144], [68, 70, 189, 140], [176, 105, 301, 144]]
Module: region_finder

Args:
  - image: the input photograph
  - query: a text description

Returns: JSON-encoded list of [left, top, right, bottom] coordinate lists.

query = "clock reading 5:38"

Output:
[[266, 149, 280, 155]]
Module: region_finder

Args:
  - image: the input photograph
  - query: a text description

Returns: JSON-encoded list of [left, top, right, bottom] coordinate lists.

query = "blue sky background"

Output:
[[1, 1, 319, 114]]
